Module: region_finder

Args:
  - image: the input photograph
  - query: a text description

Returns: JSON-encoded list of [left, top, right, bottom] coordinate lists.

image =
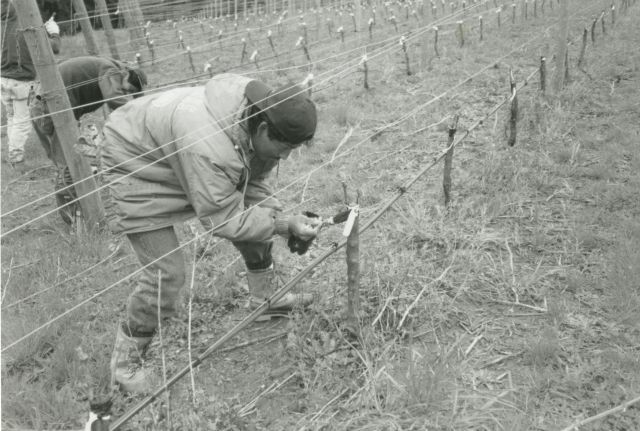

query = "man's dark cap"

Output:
[[128, 67, 148, 90], [245, 80, 317, 146]]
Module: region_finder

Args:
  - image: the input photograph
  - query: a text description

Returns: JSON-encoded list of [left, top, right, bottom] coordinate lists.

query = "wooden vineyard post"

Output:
[[240, 38, 248, 63], [250, 50, 260, 69], [297, 36, 312, 63], [552, 0, 568, 93], [564, 47, 570, 83], [539, 56, 547, 95], [400, 36, 411, 75], [306, 73, 313, 96], [362, 54, 369, 89], [434, 26, 439, 57], [507, 69, 518, 147], [443, 115, 459, 207], [343, 193, 361, 328], [354, 0, 362, 33], [611, 5, 615, 26], [512, 2, 516, 24], [457, 20, 465, 47], [122, 0, 144, 54], [95, 0, 120, 59], [479, 15, 484, 41], [14, 0, 104, 231], [577, 27, 588, 69], [267, 30, 278, 58], [186, 46, 196, 73], [600, 11, 606, 35], [72, 0, 100, 55], [148, 40, 155, 64], [497, 6, 501, 28]]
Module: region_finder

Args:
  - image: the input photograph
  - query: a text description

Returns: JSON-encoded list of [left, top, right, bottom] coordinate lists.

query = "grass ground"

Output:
[[1, 0, 639, 429]]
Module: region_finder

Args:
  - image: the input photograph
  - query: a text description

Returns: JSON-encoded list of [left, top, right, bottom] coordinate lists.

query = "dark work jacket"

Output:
[[1, 0, 61, 81], [58, 56, 132, 120]]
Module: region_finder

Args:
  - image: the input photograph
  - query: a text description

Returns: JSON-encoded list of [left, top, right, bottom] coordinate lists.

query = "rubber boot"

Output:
[[54, 166, 79, 225], [248, 265, 313, 320], [110, 325, 154, 394]]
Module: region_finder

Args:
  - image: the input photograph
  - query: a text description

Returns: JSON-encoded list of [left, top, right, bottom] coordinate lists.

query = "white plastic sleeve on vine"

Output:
[[361, 53, 368, 64], [301, 73, 314, 86], [267, 29, 272, 37], [399, 36, 406, 46], [342, 206, 359, 237], [187, 46, 191, 51], [204, 62, 211, 72], [296, 36, 303, 46], [337, 26, 344, 32], [250, 51, 258, 62], [368, 18, 374, 25]]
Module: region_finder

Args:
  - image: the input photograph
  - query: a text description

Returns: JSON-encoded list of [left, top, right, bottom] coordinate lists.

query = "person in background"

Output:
[[1, 0, 60, 164], [102, 73, 320, 394], [30, 56, 147, 223]]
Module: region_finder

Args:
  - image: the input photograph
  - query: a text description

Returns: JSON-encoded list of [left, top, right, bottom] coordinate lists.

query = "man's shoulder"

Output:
[[60, 56, 122, 73]]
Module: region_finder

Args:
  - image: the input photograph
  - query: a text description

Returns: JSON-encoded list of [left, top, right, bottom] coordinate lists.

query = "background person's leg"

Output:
[[2, 79, 34, 163]]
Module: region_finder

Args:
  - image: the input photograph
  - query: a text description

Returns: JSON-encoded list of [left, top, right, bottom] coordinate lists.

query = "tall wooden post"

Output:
[[14, 0, 104, 231], [72, 0, 100, 55], [443, 115, 458, 206], [552, 0, 568, 93], [507, 69, 518, 146], [345, 206, 360, 328], [95, 0, 120, 59], [121, 0, 144, 56]]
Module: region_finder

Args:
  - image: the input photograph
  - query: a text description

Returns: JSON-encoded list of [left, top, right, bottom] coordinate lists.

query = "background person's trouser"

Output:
[[1, 77, 34, 162], [29, 92, 66, 168], [125, 225, 273, 335]]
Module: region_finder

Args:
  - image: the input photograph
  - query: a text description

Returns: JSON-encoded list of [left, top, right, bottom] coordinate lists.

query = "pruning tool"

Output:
[[287, 208, 352, 255]]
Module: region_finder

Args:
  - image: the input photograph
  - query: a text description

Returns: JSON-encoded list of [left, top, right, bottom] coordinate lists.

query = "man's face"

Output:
[[123, 71, 142, 96], [251, 121, 296, 161]]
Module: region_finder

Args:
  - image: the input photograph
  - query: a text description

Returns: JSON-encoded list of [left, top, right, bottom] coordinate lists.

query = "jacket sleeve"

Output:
[[98, 66, 132, 111], [178, 151, 282, 241]]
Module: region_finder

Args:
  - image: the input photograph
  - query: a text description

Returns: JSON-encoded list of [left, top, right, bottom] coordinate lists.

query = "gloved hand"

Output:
[[275, 212, 321, 240], [44, 17, 60, 36], [287, 212, 321, 240], [286, 211, 320, 254]]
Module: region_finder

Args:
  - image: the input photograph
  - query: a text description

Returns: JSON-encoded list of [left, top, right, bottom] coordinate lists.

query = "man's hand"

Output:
[[44, 17, 60, 36], [287, 213, 321, 240]]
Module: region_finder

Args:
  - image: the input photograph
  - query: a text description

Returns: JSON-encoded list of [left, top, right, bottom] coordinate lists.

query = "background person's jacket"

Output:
[[102, 73, 284, 238], [1, 0, 60, 81], [58, 56, 136, 120]]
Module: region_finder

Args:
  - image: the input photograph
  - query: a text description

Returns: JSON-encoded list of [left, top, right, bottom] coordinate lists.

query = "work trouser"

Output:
[[1, 77, 34, 162], [125, 225, 273, 335]]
